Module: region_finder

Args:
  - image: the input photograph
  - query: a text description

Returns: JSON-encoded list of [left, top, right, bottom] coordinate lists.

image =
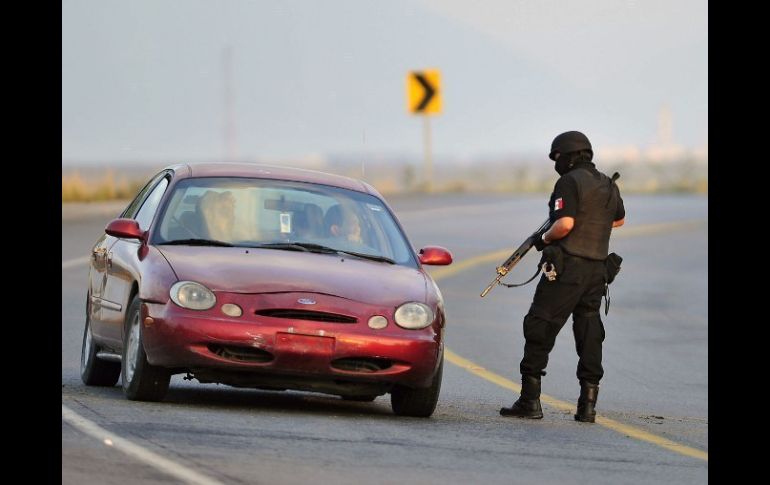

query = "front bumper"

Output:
[[141, 292, 442, 389]]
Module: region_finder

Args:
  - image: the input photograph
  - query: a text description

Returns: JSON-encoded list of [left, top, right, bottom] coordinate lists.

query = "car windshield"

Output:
[[153, 177, 417, 267]]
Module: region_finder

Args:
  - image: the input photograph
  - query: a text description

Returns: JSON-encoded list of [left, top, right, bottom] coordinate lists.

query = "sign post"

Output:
[[406, 69, 442, 192]]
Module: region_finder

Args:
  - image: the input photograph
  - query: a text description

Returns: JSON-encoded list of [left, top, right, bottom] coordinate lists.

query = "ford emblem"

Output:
[[297, 298, 316, 305]]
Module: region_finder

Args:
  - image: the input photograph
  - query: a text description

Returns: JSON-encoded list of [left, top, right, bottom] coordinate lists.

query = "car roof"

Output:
[[166, 162, 375, 195]]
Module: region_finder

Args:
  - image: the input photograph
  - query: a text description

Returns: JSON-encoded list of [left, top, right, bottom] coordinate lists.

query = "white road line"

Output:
[[62, 256, 90, 269], [62, 404, 226, 485]]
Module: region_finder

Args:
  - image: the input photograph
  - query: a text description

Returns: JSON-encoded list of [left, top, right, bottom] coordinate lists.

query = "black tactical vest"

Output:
[[557, 167, 619, 261]]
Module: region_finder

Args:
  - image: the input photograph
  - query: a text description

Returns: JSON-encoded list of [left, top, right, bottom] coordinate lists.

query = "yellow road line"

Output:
[[62, 255, 90, 269], [444, 350, 708, 462], [430, 249, 511, 281], [613, 219, 706, 238], [435, 219, 708, 462], [428, 219, 706, 282]]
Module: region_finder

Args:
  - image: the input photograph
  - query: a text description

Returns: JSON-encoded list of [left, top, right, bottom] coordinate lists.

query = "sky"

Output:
[[62, 0, 707, 165]]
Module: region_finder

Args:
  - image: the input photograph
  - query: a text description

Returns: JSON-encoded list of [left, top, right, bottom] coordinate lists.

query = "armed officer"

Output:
[[500, 131, 625, 423]]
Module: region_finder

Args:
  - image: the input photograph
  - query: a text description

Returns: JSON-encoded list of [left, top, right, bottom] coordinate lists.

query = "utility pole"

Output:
[[423, 117, 433, 193], [658, 104, 673, 147], [222, 45, 237, 161]]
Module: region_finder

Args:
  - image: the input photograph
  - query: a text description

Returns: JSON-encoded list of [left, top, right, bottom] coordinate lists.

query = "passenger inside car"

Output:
[[199, 190, 236, 242]]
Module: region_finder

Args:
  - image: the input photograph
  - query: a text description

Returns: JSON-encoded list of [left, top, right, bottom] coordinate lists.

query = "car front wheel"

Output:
[[390, 354, 443, 417], [121, 296, 170, 401], [80, 296, 121, 386]]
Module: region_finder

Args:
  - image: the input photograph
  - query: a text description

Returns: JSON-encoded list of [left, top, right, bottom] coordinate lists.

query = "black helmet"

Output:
[[549, 131, 592, 161]]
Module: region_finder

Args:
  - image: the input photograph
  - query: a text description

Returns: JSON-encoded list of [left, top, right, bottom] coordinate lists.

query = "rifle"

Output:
[[480, 218, 551, 297]]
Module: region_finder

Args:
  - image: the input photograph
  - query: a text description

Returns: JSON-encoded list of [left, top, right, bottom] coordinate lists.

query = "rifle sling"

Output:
[[499, 264, 542, 288]]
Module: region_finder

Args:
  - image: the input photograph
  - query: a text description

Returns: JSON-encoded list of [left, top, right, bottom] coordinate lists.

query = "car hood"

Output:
[[156, 245, 427, 306]]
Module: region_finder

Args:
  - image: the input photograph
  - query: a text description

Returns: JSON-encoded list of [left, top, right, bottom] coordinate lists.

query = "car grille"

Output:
[[208, 344, 274, 363], [331, 357, 393, 373], [255, 309, 357, 324]]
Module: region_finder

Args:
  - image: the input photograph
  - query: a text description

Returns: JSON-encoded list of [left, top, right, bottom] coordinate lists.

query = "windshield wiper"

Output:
[[335, 250, 396, 265], [286, 242, 340, 253], [161, 238, 234, 247], [159, 239, 393, 264], [245, 242, 396, 264], [246, 242, 315, 252], [288, 243, 396, 264]]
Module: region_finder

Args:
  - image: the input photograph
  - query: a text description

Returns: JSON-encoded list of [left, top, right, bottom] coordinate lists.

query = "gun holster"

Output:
[[604, 252, 623, 284], [539, 245, 564, 281]]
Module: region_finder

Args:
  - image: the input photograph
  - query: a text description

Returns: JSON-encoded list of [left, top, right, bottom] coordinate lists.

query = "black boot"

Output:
[[574, 381, 599, 423], [500, 375, 543, 419]]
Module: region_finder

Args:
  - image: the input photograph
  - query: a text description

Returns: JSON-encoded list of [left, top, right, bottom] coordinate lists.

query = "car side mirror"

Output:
[[105, 218, 144, 240], [418, 246, 453, 266]]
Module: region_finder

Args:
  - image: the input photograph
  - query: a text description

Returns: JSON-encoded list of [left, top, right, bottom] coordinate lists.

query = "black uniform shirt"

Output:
[[548, 165, 626, 223]]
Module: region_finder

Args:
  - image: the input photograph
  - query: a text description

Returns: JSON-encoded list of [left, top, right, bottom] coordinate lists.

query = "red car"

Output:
[[80, 163, 452, 417]]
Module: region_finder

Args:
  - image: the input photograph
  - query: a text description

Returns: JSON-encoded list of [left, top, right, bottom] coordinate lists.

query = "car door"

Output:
[[88, 232, 114, 327], [96, 172, 170, 347], [88, 174, 160, 342]]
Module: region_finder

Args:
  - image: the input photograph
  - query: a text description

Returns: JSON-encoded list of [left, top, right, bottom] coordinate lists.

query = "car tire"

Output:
[[80, 296, 121, 386], [390, 354, 443, 417], [121, 296, 170, 401]]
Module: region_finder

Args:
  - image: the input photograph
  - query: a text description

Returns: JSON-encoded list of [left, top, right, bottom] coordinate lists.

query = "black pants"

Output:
[[519, 253, 607, 384]]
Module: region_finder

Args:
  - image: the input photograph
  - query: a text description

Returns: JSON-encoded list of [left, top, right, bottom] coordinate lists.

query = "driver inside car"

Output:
[[324, 204, 364, 244]]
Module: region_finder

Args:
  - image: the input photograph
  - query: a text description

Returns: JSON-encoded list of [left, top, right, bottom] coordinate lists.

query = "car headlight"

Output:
[[394, 302, 434, 329], [170, 281, 216, 310]]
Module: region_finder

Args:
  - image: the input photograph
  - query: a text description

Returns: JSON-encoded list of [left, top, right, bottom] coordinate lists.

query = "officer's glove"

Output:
[[532, 231, 548, 252]]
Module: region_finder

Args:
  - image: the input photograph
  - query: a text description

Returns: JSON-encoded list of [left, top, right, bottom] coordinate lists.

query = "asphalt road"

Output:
[[62, 193, 708, 484]]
